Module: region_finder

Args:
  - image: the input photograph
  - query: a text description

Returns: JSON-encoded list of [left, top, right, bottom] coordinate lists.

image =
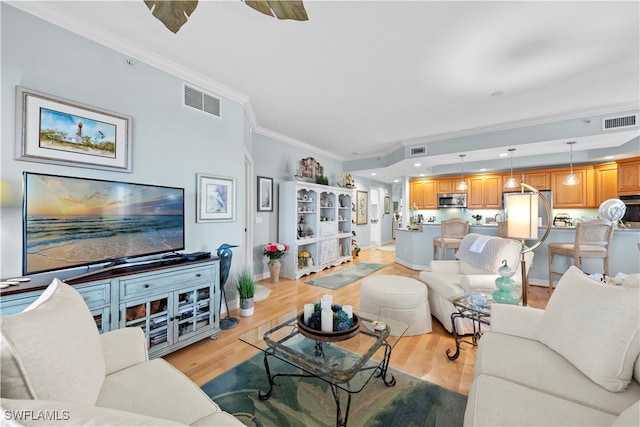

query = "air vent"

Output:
[[602, 114, 637, 130], [183, 83, 221, 118], [410, 146, 426, 156]]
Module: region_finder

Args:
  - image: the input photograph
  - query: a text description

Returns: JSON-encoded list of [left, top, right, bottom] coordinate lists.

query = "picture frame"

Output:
[[196, 173, 236, 222], [356, 190, 368, 225], [384, 196, 391, 214], [257, 176, 273, 212], [15, 86, 132, 172]]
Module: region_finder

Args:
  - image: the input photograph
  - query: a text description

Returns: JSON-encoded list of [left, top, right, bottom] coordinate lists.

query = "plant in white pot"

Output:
[[236, 269, 256, 317]]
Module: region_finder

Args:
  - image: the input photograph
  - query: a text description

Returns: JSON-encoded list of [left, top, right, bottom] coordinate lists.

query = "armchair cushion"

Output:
[[100, 327, 149, 376], [539, 266, 640, 392], [0, 279, 105, 405], [456, 233, 521, 274]]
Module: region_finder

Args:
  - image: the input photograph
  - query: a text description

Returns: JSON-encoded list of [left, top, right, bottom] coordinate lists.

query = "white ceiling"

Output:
[[10, 1, 640, 183]]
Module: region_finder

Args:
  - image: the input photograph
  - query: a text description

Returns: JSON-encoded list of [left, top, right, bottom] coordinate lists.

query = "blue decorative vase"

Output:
[[492, 260, 519, 304]]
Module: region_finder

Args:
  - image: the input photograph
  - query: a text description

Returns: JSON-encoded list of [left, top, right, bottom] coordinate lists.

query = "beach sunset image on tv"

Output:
[[23, 173, 185, 275]]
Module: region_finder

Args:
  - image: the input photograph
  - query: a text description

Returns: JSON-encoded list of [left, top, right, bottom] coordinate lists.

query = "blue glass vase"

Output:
[[492, 260, 519, 304]]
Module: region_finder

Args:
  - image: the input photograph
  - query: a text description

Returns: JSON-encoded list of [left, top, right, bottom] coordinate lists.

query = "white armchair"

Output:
[[419, 233, 533, 334]]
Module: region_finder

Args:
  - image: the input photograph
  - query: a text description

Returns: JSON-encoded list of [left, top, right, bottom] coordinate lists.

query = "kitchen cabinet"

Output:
[[468, 175, 502, 209], [617, 157, 640, 195], [551, 167, 593, 208], [594, 163, 618, 204], [409, 179, 437, 209], [437, 179, 455, 194], [524, 171, 551, 190]]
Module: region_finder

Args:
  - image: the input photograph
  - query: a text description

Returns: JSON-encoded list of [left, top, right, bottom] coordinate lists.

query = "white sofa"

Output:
[[464, 266, 640, 426], [418, 233, 533, 334], [0, 279, 244, 426]]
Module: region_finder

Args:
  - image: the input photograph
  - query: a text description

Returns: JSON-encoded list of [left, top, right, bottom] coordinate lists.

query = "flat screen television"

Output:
[[23, 172, 185, 276]]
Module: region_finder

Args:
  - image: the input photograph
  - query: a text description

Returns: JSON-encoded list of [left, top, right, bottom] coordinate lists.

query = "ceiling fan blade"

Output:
[[243, 0, 308, 21], [144, 0, 199, 33]]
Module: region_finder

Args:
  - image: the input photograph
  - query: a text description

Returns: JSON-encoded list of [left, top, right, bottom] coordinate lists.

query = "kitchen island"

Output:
[[395, 224, 639, 286]]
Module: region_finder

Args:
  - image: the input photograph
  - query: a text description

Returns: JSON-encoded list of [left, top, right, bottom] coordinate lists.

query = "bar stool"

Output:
[[433, 218, 469, 260], [548, 219, 614, 291]]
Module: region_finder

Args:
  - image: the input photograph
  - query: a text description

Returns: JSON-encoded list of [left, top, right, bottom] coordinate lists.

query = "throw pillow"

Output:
[[539, 266, 640, 392], [0, 279, 106, 404]]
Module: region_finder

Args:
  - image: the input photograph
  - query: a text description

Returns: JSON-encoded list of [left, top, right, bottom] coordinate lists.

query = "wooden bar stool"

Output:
[[433, 218, 469, 260], [547, 219, 614, 291]]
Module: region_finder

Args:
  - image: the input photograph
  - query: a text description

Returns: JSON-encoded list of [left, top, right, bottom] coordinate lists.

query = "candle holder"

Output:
[[297, 313, 361, 342]]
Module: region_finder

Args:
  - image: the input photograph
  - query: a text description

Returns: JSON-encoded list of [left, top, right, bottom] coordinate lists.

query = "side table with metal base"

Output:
[[446, 292, 492, 361]]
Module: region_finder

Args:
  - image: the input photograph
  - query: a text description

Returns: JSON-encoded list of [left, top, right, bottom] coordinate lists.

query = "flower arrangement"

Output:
[[263, 243, 288, 260]]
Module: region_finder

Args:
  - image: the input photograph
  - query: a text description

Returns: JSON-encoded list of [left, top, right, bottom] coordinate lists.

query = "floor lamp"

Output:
[[506, 183, 552, 306]]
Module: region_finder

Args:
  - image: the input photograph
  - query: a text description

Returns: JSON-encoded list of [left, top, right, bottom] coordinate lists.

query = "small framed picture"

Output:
[[257, 176, 273, 212], [15, 86, 132, 172], [356, 190, 368, 225], [196, 174, 236, 222], [384, 196, 391, 214]]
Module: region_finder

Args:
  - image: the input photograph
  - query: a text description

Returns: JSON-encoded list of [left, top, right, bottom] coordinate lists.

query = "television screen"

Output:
[[23, 172, 185, 275]]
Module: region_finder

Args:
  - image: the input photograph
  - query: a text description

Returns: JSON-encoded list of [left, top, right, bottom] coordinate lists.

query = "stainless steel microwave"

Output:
[[438, 193, 467, 208]]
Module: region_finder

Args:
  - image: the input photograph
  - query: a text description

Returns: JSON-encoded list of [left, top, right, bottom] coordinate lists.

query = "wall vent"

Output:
[[183, 83, 221, 118], [602, 114, 637, 130], [410, 146, 426, 156]]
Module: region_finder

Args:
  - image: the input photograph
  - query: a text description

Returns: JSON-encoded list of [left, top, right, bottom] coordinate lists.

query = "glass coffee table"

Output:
[[446, 290, 493, 360], [239, 309, 408, 427]]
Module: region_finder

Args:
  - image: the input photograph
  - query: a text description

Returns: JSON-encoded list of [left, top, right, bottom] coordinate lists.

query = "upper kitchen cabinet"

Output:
[[468, 175, 502, 209], [594, 163, 618, 204], [524, 171, 551, 190], [551, 167, 594, 208], [409, 179, 437, 209], [617, 157, 640, 195]]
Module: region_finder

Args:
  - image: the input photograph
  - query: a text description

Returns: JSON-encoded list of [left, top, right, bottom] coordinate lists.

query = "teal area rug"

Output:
[[201, 352, 467, 427], [304, 263, 386, 290], [376, 245, 396, 252]]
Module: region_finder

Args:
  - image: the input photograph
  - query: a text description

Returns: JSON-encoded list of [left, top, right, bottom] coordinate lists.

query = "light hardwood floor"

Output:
[[164, 245, 551, 396]]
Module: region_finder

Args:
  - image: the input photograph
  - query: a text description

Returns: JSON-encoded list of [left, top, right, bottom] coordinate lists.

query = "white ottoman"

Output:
[[359, 275, 432, 336]]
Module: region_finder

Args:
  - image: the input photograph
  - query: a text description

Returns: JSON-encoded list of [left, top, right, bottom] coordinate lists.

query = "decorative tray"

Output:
[[296, 313, 361, 342]]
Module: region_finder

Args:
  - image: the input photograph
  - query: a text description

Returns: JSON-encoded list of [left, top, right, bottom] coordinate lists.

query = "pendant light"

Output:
[[562, 141, 580, 186], [456, 154, 468, 191], [504, 148, 519, 188]]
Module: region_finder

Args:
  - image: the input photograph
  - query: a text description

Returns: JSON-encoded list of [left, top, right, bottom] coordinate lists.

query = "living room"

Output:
[[1, 2, 639, 426]]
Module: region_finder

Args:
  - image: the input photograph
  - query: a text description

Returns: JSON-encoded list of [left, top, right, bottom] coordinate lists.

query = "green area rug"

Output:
[[201, 352, 467, 427], [304, 263, 386, 290]]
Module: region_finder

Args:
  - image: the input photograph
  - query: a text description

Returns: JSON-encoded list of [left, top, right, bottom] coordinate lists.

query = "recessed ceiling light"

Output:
[[371, 172, 377, 176], [604, 155, 615, 160], [480, 168, 487, 172], [498, 152, 508, 157], [414, 163, 421, 167], [419, 173, 425, 177], [394, 179, 399, 183]]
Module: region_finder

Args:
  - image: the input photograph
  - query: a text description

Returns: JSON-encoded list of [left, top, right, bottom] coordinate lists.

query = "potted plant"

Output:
[[236, 269, 256, 317]]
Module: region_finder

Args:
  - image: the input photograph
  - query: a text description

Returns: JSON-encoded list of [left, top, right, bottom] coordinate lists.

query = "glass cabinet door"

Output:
[[175, 285, 213, 342], [123, 295, 170, 352]]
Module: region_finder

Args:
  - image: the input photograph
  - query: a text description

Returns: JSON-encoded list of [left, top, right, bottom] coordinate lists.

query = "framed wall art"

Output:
[[356, 190, 368, 225], [384, 196, 391, 214], [257, 176, 273, 212], [197, 173, 236, 222], [15, 86, 132, 172]]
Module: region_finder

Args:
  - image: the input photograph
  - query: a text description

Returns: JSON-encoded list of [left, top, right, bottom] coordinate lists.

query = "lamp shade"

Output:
[[507, 194, 538, 240]]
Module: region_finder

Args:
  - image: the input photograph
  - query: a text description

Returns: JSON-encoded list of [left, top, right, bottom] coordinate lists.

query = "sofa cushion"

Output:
[[0, 279, 105, 405], [97, 359, 237, 425], [475, 332, 640, 415], [539, 266, 640, 393], [464, 375, 618, 426]]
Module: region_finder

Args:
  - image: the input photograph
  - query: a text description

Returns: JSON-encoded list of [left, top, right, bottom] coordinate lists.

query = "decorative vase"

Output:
[[239, 297, 254, 316], [492, 260, 519, 304], [268, 259, 281, 283]]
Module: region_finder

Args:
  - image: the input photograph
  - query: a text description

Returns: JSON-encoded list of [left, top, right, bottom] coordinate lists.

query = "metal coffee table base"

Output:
[[257, 341, 396, 427]]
